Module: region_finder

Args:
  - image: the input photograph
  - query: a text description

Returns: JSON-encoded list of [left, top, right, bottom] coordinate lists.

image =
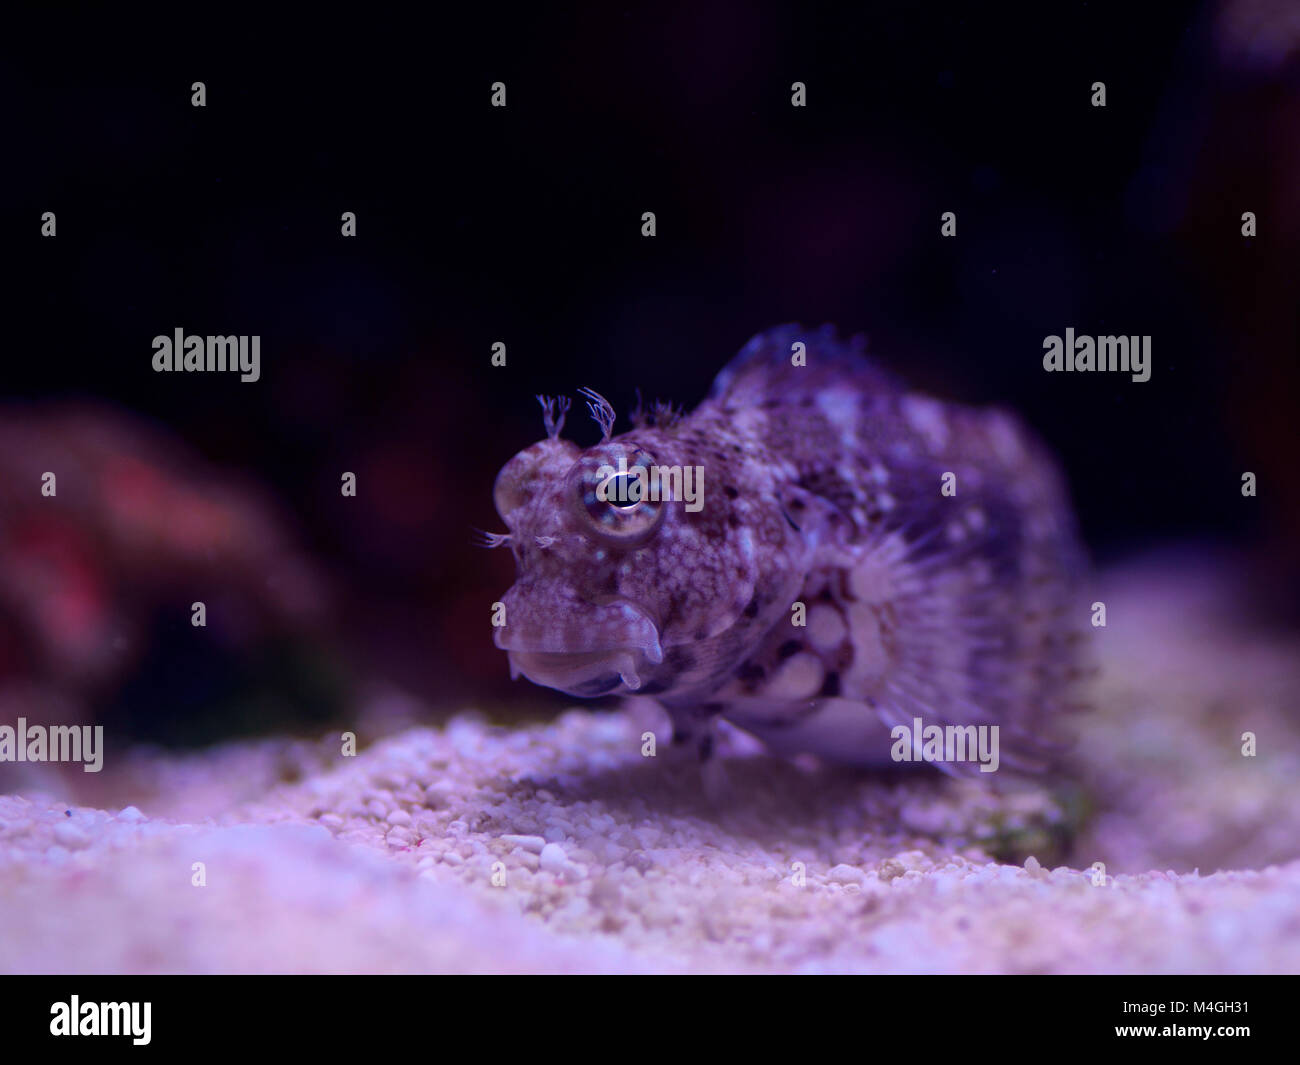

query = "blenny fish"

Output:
[[487, 326, 1086, 773]]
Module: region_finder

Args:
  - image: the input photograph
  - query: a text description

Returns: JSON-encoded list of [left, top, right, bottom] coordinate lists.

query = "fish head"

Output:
[[490, 421, 814, 701]]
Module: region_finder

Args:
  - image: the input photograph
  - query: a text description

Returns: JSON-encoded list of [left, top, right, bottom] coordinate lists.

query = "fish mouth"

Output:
[[505, 646, 657, 697], [493, 592, 663, 697]]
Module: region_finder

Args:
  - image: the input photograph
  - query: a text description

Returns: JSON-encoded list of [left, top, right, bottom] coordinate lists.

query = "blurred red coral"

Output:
[[0, 405, 330, 733]]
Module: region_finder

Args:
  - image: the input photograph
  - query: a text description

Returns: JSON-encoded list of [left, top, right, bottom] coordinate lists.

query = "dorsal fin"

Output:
[[708, 324, 897, 405]]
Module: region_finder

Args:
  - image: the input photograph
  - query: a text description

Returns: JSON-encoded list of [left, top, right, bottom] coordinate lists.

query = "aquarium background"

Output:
[[3, 1, 1297, 746]]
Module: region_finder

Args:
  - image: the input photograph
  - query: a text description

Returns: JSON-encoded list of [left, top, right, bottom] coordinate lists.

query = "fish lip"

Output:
[[493, 593, 664, 694], [496, 640, 663, 665], [505, 646, 657, 694], [501, 645, 642, 661], [492, 598, 664, 665]]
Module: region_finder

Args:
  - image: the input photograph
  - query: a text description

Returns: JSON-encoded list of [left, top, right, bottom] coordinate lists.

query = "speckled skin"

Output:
[[490, 326, 1087, 772]]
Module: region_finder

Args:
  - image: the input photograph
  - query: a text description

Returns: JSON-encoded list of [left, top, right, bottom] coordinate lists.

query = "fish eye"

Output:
[[600, 471, 645, 509], [568, 448, 665, 545]]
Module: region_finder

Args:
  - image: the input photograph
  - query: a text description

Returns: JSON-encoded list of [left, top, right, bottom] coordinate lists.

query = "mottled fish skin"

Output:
[[490, 325, 1088, 773]]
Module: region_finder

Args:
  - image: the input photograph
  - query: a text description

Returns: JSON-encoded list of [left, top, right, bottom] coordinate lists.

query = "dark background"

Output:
[[2, 2, 1297, 743]]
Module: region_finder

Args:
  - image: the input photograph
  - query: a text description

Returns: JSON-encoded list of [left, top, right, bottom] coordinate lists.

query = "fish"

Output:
[[486, 325, 1089, 774]]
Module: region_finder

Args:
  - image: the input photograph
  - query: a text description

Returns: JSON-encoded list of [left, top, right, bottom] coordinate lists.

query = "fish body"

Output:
[[490, 326, 1086, 773]]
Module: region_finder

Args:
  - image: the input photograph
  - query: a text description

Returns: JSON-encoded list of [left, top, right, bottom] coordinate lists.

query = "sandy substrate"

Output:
[[1, 556, 1298, 973]]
